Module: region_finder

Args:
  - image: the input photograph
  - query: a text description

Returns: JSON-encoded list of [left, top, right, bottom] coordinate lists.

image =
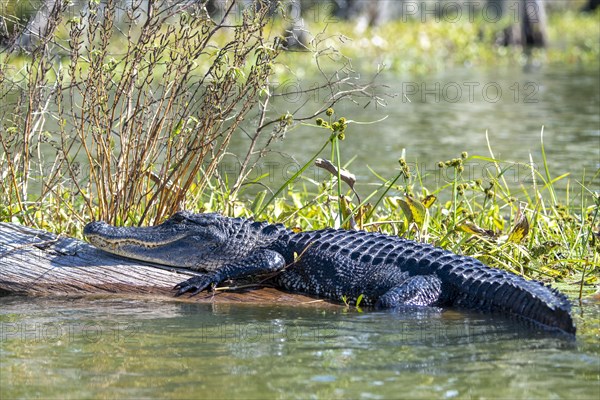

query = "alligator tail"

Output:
[[431, 254, 576, 334]]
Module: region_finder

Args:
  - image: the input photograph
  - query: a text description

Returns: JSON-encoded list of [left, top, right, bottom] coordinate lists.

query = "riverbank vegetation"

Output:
[[275, 5, 600, 76], [0, 1, 598, 294]]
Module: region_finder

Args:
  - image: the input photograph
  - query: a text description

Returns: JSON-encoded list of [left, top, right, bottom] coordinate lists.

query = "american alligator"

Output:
[[84, 211, 576, 334]]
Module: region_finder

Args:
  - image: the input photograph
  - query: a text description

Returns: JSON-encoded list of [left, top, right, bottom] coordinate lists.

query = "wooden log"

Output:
[[0, 222, 336, 307]]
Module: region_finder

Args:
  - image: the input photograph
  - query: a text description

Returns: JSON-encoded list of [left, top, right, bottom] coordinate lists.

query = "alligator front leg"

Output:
[[174, 249, 285, 296], [374, 275, 443, 308]]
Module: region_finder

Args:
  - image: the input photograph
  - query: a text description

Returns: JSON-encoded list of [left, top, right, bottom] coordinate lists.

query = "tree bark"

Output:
[[12, 0, 63, 52], [521, 0, 547, 47], [582, 0, 600, 12], [491, 0, 548, 48]]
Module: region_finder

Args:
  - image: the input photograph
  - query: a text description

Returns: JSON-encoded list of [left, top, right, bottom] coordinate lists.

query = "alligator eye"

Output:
[[170, 211, 189, 223]]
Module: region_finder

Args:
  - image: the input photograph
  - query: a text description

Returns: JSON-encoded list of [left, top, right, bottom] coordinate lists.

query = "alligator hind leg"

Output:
[[174, 249, 285, 296], [375, 275, 443, 309]]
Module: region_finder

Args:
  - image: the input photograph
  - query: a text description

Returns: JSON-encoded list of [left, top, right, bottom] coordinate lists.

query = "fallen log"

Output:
[[0, 222, 334, 306]]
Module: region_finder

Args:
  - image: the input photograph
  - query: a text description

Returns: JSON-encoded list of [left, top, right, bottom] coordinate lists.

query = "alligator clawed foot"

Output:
[[173, 275, 216, 297]]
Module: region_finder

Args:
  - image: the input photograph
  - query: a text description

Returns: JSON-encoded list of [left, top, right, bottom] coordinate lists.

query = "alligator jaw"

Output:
[[85, 233, 189, 250], [83, 221, 195, 267], [84, 221, 188, 247]]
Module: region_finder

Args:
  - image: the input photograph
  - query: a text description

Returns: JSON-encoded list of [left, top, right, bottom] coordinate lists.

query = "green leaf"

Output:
[[508, 206, 529, 244], [356, 294, 364, 307], [421, 194, 437, 209], [340, 196, 356, 230], [458, 222, 496, 238], [251, 191, 266, 216], [398, 195, 427, 227], [396, 198, 413, 224]]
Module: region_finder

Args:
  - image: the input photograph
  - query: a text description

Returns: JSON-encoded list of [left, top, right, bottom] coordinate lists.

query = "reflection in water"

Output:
[[0, 296, 596, 399]]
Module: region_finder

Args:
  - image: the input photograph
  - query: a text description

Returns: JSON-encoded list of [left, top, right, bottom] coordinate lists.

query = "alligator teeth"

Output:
[[88, 235, 180, 249]]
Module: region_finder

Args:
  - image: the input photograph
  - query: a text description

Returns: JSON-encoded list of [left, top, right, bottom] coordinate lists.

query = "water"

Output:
[[1, 295, 598, 399], [228, 65, 599, 194]]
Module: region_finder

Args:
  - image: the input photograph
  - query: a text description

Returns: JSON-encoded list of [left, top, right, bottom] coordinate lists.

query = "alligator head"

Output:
[[83, 211, 277, 270]]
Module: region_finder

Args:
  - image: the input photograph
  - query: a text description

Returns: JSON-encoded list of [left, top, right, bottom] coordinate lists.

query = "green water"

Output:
[[1, 295, 598, 399], [226, 66, 599, 194]]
